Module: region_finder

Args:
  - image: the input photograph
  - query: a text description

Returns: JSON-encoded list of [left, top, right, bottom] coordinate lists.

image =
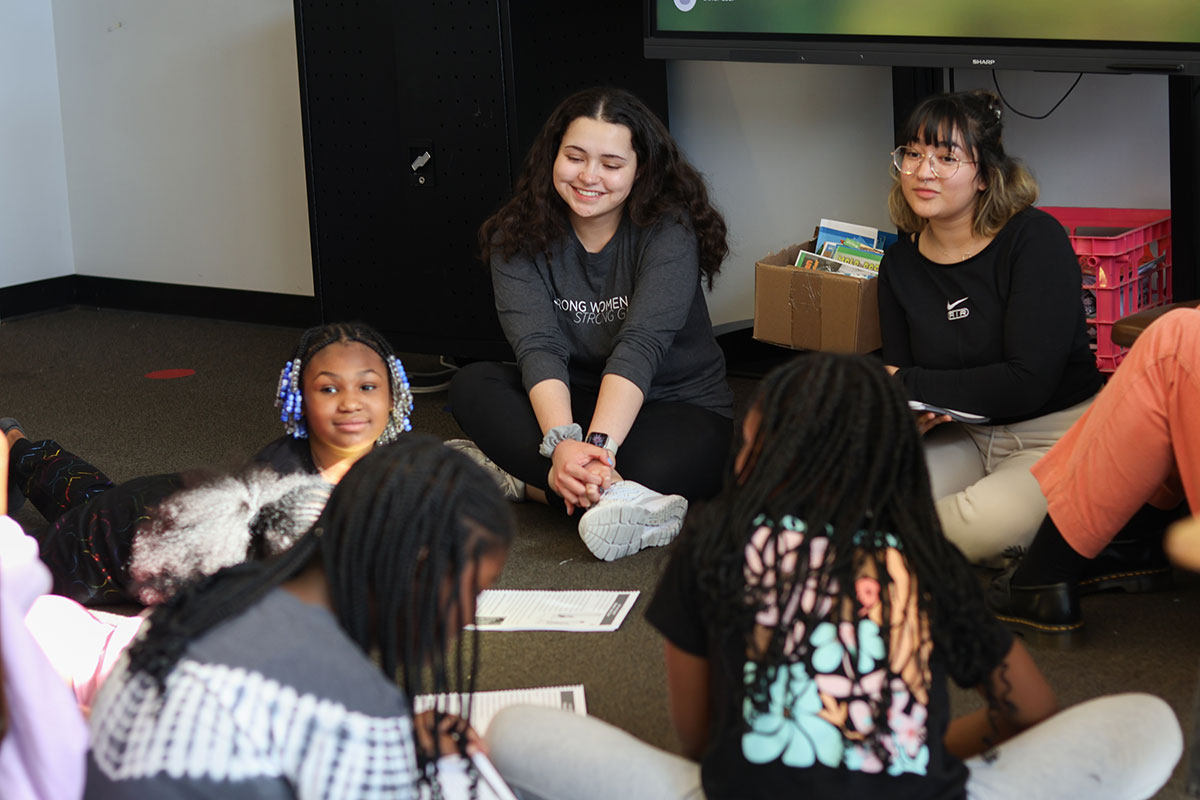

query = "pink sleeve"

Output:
[[0, 516, 89, 800]]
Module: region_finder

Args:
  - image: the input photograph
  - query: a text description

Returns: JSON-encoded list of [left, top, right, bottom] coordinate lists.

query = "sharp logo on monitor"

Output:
[[647, 2, 1200, 75]]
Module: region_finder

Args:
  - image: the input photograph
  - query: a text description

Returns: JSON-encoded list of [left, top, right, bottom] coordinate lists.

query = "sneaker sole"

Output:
[[579, 495, 688, 562]]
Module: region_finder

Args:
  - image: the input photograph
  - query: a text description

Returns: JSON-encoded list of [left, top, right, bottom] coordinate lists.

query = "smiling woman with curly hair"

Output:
[[450, 86, 734, 563]]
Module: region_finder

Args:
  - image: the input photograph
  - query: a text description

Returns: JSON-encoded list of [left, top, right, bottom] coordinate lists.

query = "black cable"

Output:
[[992, 71, 1084, 120]]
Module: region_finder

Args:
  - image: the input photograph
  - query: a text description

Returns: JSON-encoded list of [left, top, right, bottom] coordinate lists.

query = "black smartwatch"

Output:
[[586, 431, 619, 457]]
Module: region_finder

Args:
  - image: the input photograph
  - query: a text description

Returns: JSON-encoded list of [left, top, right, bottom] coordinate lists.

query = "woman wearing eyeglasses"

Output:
[[877, 89, 1102, 566]]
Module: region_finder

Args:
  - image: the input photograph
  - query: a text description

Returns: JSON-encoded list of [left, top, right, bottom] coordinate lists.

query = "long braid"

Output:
[[685, 353, 1011, 767], [123, 435, 514, 794]]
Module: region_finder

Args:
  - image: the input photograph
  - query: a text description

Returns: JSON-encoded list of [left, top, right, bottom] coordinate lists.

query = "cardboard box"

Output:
[[753, 241, 882, 354]]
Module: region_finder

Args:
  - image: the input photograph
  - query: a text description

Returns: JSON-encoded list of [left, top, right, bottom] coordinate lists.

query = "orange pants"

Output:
[[1032, 307, 1200, 558]]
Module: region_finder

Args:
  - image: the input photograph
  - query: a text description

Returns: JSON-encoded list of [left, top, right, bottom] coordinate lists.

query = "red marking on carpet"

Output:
[[144, 368, 196, 380]]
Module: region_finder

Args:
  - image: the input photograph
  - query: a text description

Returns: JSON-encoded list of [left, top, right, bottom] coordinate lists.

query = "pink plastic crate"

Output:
[[1051, 206, 1171, 266], [1084, 259, 1172, 321], [1043, 207, 1173, 373], [1092, 321, 1125, 372]]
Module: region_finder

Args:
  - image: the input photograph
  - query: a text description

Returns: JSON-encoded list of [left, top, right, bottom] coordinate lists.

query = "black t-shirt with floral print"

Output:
[[646, 515, 1012, 800]]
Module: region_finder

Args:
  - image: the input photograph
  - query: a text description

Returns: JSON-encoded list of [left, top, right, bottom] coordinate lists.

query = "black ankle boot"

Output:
[[1076, 503, 1184, 595], [1077, 536, 1173, 595], [987, 550, 1083, 645]]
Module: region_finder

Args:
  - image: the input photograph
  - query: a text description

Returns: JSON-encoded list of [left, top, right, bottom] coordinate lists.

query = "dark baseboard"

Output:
[[0, 275, 321, 329], [715, 323, 798, 379]]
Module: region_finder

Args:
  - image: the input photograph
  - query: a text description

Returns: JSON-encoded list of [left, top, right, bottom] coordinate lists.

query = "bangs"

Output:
[[898, 99, 977, 157]]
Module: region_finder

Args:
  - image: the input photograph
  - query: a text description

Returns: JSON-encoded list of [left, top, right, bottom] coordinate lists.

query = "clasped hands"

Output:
[[547, 438, 616, 514]]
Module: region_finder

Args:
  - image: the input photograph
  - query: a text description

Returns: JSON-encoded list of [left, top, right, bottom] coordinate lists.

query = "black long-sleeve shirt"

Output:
[[878, 207, 1101, 424]]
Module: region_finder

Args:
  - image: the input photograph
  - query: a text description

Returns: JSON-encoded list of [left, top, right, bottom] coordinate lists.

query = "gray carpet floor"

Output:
[[3, 308, 1198, 798]]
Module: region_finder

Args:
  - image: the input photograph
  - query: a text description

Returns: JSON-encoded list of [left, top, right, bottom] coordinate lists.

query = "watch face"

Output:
[[587, 432, 609, 448]]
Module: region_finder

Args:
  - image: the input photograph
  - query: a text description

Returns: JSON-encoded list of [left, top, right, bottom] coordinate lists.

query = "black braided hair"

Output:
[[124, 433, 515, 789], [682, 352, 1012, 766], [275, 321, 414, 443]]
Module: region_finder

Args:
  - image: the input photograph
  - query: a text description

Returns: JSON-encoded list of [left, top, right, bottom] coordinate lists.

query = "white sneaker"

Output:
[[577, 481, 687, 561], [444, 439, 526, 502]]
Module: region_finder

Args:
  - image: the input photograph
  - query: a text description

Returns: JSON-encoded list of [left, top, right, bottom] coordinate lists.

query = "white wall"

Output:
[[50, 0, 313, 295], [669, 63, 1171, 327], [0, 0, 73, 290], [5, 7, 1173, 314], [953, 70, 1169, 208], [668, 61, 897, 328]]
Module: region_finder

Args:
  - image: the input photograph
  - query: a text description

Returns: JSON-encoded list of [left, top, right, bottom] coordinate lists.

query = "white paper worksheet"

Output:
[[413, 686, 588, 800], [467, 589, 640, 632], [413, 684, 587, 735]]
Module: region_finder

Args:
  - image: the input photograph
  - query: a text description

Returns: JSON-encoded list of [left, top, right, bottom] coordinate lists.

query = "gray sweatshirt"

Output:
[[492, 213, 733, 417]]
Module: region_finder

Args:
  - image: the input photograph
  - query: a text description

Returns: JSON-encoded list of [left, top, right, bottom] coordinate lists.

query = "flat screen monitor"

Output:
[[645, 0, 1200, 75]]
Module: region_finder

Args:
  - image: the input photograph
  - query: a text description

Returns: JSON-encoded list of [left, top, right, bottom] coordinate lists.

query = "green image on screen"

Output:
[[654, 0, 1200, 45]]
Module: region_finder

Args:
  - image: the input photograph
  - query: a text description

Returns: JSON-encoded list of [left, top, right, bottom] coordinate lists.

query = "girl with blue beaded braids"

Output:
[[263, 321, 414, 483], [2, 321, 414, 607], [481, 353, 1181, 800]]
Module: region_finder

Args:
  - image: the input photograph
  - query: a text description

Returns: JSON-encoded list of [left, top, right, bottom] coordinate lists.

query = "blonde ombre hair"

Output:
[[889, 89, 1038, 238]]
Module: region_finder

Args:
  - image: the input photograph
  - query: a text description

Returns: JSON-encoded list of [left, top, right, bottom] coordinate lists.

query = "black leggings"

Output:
[[9, 437, 183, 606], [449, 362, 732, 506]]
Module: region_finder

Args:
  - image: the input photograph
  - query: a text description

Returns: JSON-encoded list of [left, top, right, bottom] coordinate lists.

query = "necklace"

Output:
[[924, 229, 983, 263], [309, 448, 337, 482]]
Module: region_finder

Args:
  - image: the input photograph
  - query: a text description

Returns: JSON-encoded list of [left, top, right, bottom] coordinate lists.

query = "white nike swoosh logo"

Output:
[[946, 297, 968, 310]]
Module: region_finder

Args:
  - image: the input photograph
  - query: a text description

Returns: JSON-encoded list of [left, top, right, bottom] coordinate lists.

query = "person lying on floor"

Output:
[[1, 320, 412, 606], [23, 466, 331, 713], [988, 305, 1199, 639]]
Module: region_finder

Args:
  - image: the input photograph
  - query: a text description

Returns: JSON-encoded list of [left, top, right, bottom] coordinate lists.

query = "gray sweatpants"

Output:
[[485, 693, 1181, 800]]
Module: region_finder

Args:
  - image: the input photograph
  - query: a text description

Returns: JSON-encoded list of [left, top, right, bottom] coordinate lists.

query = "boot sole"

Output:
[[579, 495, 687, 562], [994, 613, 1086, 650], [1078, 567, 1173, 596]]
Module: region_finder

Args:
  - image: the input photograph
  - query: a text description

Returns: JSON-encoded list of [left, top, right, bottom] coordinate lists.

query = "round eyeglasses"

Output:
[[891, 146, 976, 179]]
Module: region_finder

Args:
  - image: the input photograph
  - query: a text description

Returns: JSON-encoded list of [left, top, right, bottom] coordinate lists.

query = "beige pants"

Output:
[[924, 398, 1093, 565]]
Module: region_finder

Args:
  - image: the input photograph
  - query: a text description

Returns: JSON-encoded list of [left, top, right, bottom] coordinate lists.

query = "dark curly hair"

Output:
[[479, 86, 729, 288], [889, 89, 1038, 237], [681, 353, 1013, 767]]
